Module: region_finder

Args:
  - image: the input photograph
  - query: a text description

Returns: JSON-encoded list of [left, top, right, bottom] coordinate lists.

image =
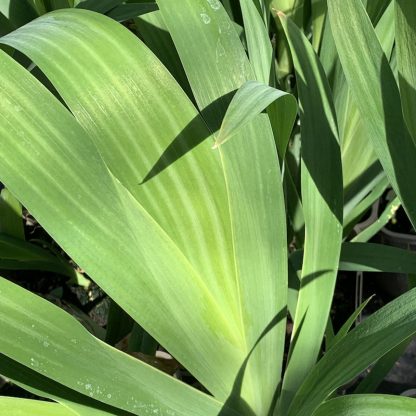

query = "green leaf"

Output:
[[277, 13, 343, 414], [0, 188, 24, 239], [328, 0, 416, 228], [343, 173, 388, 236], [0, 11, 245, 401], [328, 296, 374, 349], [135, 11, 193, 98], [104, 300, 133, 346], [0, 398, 76, 416], [106, 3, 158, 22], [291, 242, 416, 274], [366, 0, 393, 25], [288, 287, 416, 416], [0, 0, 38, 28], [157, 1, 288, 414], [240, 0, 272, 84], [0, 354, 134, 416], [352, 195, 401, 243], [0, 277, 238, 416], [354, 338, 411, 394], [313, 395, 416, 416], [213, 80, 296, 148], [75, 0, 123, 13], [339, 242, 416, 273], [395, 0, 416, 142], [0, 234, 80, 280], [311, 0, 326, 51]]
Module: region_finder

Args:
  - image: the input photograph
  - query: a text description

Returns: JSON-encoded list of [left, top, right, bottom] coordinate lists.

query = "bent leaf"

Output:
[[213, 80, 296, 148]]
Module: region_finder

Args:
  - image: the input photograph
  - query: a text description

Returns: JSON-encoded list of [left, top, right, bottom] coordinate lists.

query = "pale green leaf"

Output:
[[0, 354, 134, 416], [277, 13, 343, 414], [157, 1, 288, 414], [313, 395, 416, 416], [213, 80, 296, 148], [1, 9, 247, 399], [0, 277, 238, 416], [0, 398, 76, 416], [240, 0, 272, 84]]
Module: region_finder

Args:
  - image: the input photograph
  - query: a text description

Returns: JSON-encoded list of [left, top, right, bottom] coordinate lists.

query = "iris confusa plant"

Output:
[[0, 0, 416, 415]]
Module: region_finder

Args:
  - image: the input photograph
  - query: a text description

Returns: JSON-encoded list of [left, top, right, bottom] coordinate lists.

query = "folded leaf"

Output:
[[213, 80, 296, 148]]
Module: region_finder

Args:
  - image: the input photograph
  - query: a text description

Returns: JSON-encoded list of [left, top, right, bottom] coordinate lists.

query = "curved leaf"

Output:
[[0, 277, 238, 416], [214, 80, 296, 148], [0, 8, 257, 398], [314, 395, 416, 416]]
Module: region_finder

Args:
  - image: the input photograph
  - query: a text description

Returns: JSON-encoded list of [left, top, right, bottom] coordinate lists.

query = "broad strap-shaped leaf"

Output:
[[0, 9, 251, 398], [0, 277, 239, 416], [0, 32, 244, 401], [288, 287, 416, 416], [313, 395, 416, 416], [328, 0, 416, 228], [0, 398, 76, 416], [135, 10, 192, 97], [157, 1, 288, 414], [277, 13, 343, 414], [0, 354, 135, 416], [214, 80, 296, 147], [395, 0, 416, 142]]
